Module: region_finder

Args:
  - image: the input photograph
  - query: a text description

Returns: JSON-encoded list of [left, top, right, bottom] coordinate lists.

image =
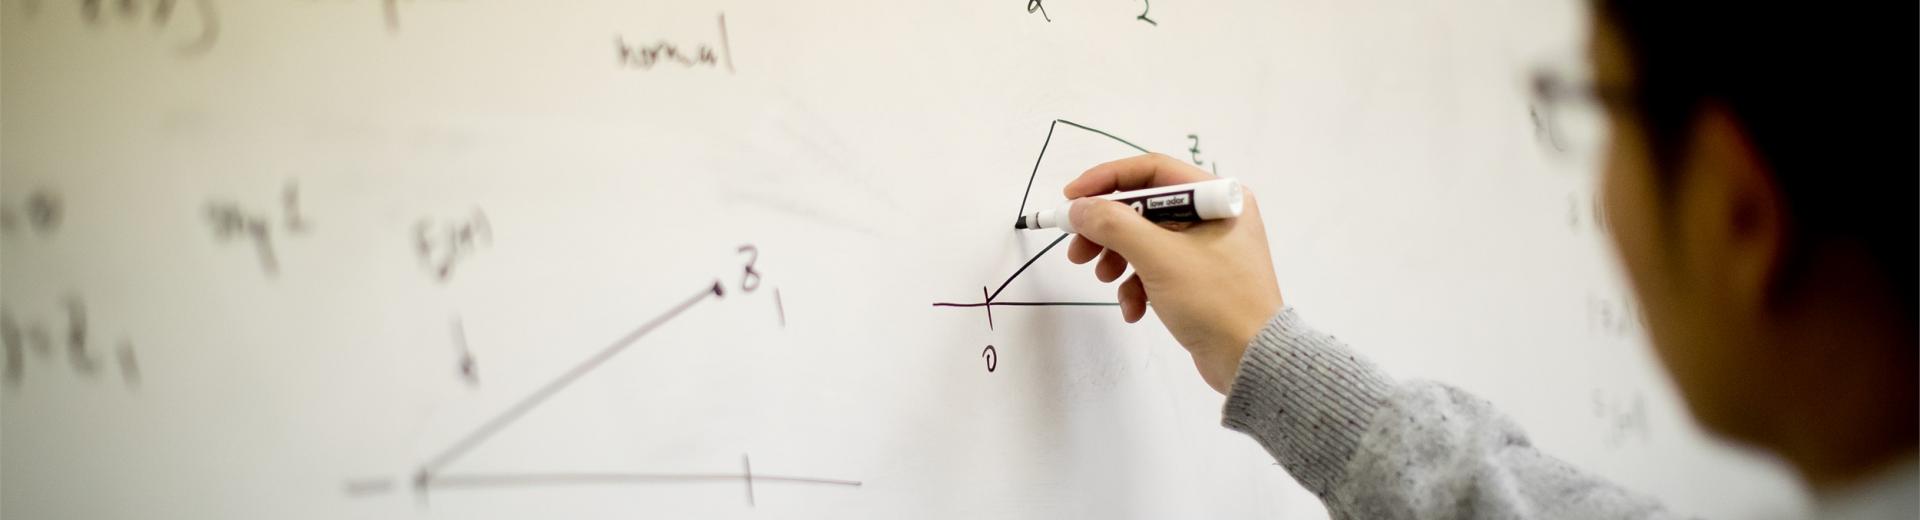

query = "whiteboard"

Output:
[[1, 0, 1809, 518]]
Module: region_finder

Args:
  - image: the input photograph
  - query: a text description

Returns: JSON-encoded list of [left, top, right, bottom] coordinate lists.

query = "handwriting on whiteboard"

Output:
[[933, 119, 1177, 372], [1, 297, 140, 390], [615, 13, 735, 73], [1023, 0, 1158, 26], [344, 244, 830, 505], [203, 181, 312, 276], [415, 209, 492, 283], [1593, 389, 1649, 449], [1585, 292, 1645, 340], [17, 0, 219, 55], [19, 0, 476, 56]]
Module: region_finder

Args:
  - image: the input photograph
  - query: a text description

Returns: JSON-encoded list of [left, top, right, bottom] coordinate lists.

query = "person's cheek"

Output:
[[1600, 124, 1702, 414], [1600, 123, 1657, 302]]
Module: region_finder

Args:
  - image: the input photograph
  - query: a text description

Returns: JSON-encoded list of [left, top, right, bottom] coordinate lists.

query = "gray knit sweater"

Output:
[[1222, 307, 1683, 519]]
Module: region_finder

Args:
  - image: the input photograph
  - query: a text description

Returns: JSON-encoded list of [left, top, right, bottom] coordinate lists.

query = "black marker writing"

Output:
[[206, 201, 276, 273], [415, 209, 491, 283], [385, 244, 794, 501], [409, 282, 726, 496], [206, 181, 311, 277], [1593, 390, 1649, 448], [1023, 0, 1156, 25], [64, 298, 96, 375], [1026, 0, 1050, 22], [1531, 104, 1567, 153], [0, 298, 139, 390], [1186, 134, 1220, 175], [451, 317, 477, 386], [773, 287, 786, 328], [338, 244, 838, 503], [736, 244, 761, 293], [933, 119, 1161, 374], [1586, 292, 1644, 339], [615, 14, 735, 74], [936, 119, 1141, 329], [72, 0, 219, 55]]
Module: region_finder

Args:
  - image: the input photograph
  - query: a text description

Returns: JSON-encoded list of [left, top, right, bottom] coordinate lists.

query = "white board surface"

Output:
[[2, 1, 1808, 518]]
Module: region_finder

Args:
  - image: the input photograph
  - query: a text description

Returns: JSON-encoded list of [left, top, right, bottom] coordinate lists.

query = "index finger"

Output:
[[1064, 153, 1217, 199]]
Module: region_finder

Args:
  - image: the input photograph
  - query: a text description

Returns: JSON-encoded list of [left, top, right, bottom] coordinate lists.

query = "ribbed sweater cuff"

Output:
[[1221, 307, 1395, 497]]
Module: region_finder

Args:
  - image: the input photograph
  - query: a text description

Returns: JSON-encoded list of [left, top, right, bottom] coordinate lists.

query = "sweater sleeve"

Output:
[[1221, 307, 1684, 520]]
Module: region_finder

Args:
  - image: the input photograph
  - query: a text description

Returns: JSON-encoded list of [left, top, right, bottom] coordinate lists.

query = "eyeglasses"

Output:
[[1530, 68, 1636, 161]]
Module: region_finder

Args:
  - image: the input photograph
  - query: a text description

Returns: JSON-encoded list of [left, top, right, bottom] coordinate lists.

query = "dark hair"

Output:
[[1597, 1, 1917, 317]]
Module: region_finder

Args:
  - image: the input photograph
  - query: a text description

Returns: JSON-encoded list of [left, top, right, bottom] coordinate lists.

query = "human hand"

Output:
[[1063, 153, 1284, 395]]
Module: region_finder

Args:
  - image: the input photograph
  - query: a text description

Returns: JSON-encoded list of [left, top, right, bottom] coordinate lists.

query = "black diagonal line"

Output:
[[1053, 119, 1150, 154], [1015, 119, 1152, 220], [988, 232, 1071, 302], [1015, 120, 1060, 219], [417, 281, 724, 477]]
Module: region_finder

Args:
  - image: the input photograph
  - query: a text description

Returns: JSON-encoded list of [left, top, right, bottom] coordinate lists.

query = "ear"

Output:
[[1676, 104, 1790, 314]]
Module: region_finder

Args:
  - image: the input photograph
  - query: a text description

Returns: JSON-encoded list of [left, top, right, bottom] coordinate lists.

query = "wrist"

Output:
[[1205, 304, 1281, 394], [1196, 342, 1250, 395]]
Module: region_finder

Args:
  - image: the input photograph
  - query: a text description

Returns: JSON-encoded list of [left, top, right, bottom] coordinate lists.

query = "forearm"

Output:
[[1221, 308, 1394, 495], [1221, 308, 1677, 519]]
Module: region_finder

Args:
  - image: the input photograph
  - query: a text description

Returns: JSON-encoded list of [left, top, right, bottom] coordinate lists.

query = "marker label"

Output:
[[1119, 189, 1201, 222]]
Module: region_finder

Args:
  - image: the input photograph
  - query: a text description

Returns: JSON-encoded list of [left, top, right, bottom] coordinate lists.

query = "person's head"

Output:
[[1587, 1, 1917, 487]]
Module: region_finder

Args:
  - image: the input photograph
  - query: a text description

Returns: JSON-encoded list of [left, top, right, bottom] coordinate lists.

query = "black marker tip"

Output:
[[1013, 216, 1028, 230]]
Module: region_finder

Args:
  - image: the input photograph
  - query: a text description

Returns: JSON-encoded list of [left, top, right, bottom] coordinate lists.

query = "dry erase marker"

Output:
[[1014, 178, 1244, 233]]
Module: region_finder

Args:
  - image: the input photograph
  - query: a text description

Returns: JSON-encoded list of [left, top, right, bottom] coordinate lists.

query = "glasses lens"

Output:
[[1531, 69, 1611, 163]]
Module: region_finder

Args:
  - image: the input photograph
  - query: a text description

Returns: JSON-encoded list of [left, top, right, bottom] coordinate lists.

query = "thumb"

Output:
[[1068, 198, 1174, 267]]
